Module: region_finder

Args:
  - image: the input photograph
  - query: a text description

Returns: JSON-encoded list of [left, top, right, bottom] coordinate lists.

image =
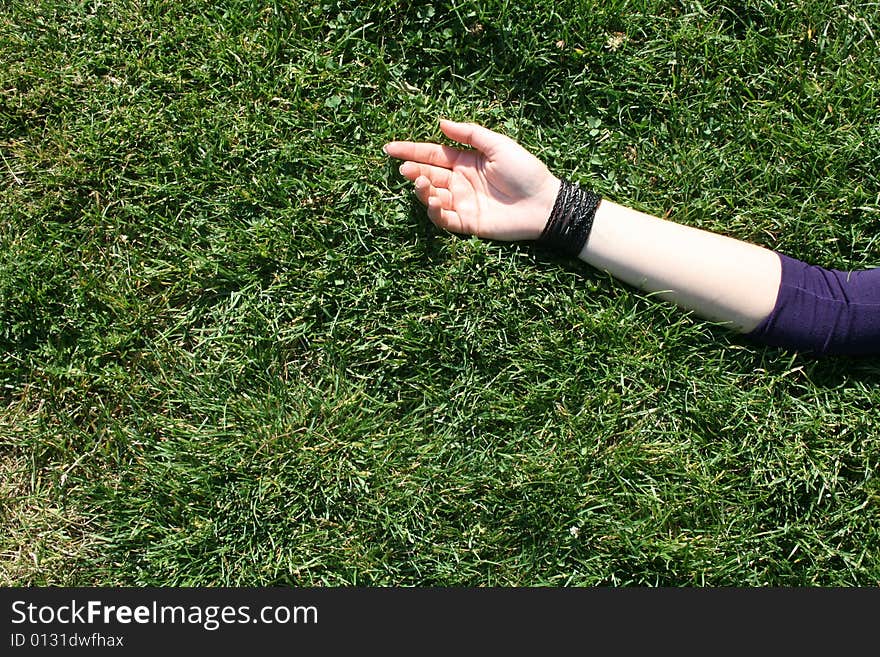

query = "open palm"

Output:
[[384, 120, 560, 241]]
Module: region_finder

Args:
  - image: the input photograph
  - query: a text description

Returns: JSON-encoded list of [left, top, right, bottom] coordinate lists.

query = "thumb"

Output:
[[439, 119, 507, 156]]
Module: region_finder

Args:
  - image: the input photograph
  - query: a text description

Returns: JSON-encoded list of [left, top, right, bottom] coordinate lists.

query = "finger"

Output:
[[412, 175, 432, 207], [399, 161, 453, 188], [384, 141, 464, 168], [426, 198, 464, 234], [432, 186, 453, 210], [439, 119, 507, 156], [413, 176, 453, 210]]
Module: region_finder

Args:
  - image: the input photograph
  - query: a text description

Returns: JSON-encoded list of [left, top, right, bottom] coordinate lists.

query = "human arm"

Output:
[[384, 119, 781, 333]]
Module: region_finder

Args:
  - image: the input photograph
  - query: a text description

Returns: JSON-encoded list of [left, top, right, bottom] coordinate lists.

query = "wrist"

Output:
[[529, 175, 561, 240], [535, 178, 602, 257]]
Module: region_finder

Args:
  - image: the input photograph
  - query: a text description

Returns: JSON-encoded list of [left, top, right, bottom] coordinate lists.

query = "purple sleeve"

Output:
[[746, 253, 880, 355]]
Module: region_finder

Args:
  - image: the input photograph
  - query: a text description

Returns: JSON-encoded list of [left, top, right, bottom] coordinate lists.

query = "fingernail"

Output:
[[398, 164, 406, 174], [382, 144, 390, 154]]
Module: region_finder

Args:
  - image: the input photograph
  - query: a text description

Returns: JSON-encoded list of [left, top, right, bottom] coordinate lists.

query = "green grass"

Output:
[[1, 0, 879, 586]]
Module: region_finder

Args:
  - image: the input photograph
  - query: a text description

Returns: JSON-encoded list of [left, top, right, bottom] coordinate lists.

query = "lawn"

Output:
[[1, 0, 878, 586]]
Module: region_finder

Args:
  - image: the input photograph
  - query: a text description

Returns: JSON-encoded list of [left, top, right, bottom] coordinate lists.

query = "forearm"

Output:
[[578, 198, 781, 333]]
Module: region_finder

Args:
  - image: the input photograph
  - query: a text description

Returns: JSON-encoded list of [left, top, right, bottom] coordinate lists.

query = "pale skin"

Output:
[[384, 119, 782, 333]]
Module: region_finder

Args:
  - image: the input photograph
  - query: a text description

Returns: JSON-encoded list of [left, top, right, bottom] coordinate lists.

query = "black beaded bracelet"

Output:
[[537, 179, 602, 257]]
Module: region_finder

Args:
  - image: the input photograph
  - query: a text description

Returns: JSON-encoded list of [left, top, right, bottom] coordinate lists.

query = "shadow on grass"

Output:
[[723, 329, 880, 389], [408, 193, 446, 264], [393, 156, 880, 390]]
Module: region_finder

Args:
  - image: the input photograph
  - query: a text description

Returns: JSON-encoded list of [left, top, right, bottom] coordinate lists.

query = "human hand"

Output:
[[384, 119, 560, 241]]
